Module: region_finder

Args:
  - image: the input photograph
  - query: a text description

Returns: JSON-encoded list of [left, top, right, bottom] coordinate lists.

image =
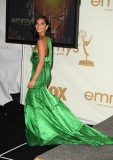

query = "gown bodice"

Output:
[[29, 38, 52, 87]]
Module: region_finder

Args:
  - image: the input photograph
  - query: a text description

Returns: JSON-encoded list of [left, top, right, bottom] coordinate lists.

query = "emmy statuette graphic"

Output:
[[79, 30, 94, 66], [49, 15, 65, 40]]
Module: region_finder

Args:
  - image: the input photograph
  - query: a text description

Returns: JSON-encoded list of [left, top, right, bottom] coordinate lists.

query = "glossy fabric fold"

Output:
[[24, 38, 113, 146]]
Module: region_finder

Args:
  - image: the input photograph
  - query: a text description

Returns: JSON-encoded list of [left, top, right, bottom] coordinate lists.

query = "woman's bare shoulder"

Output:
[[37, 38, 47, 46], [38, 38, 47, 43]]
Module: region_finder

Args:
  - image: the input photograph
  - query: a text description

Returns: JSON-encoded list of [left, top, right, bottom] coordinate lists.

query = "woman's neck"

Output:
[[39, 33, 46, 39]]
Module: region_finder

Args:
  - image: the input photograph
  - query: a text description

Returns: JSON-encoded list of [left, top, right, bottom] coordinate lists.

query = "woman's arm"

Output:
[[27, 39, 47, 88]]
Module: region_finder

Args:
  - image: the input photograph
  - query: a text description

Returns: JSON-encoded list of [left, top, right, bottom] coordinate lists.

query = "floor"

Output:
[[0, 94, 57, 160]]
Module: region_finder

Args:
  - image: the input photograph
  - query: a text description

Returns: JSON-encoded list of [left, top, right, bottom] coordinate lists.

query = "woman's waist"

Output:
[[31, 69, 51, 78], [32, 65, 50, 71], [31, 60, 51, 66]]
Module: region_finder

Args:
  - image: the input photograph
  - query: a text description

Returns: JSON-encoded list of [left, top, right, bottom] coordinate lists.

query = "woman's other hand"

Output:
[[27, 79, 35, 88]]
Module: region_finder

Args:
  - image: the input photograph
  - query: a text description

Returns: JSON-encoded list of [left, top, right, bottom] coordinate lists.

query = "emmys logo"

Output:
[[55, 47, 79, 56], [49, 86, 67, 101], [12, 18, 35, 25], [56, 48, 71, 56], [91, 0, 110, 7], [9, 18, 34, 40], [91, 0, 113, 11], [79, 30, 94, 66], [84, 91, 113, 107]]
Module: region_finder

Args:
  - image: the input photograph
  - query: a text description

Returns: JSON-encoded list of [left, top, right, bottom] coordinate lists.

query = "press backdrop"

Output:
[[21, 0, 113, 125]]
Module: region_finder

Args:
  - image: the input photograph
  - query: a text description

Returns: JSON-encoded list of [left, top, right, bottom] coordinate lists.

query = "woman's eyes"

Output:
[[36, 23, 45, 25]]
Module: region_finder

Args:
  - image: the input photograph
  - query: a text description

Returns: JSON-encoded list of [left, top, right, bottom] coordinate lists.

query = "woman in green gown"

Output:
[[24, 16, 113, 156]]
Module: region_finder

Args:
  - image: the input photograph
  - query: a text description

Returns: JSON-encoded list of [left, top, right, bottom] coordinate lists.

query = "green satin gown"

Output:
[[24, 38, 113, 146]]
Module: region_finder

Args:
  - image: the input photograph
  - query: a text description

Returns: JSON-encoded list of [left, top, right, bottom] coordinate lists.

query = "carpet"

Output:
[[35, 116, 113, 160]]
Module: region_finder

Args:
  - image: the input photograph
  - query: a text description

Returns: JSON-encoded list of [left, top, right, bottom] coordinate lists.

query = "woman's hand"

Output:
[[27, 79, 35, 88]]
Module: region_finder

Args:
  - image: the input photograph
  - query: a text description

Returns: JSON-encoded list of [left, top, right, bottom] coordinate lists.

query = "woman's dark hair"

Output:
[[31, 16, 51, 39]]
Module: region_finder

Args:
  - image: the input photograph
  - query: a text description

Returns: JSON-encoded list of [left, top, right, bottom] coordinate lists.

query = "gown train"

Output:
[[24, 38, 113, 146]]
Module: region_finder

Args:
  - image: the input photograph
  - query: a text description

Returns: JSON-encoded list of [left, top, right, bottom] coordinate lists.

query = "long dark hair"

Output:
[[31, 16, 51, 39]]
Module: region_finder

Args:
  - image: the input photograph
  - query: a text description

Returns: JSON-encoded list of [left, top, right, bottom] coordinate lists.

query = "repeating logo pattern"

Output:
[[49, 86, 67, 101], [55, 30, 94, 67], [79, 30, 94, 66], [91, 0, 113, 11], [91, 0, 110, 7], [84, 91, 113, 108]]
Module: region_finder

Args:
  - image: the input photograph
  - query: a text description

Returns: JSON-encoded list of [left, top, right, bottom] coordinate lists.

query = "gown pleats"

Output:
[[24, 38, 113, 146]]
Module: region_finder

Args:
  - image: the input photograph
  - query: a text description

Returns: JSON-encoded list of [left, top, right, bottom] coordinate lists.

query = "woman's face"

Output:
[[35, 18, 48, 34]]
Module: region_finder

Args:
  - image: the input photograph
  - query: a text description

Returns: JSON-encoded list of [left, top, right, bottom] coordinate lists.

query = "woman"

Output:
[[24, 16, 113, 160]]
